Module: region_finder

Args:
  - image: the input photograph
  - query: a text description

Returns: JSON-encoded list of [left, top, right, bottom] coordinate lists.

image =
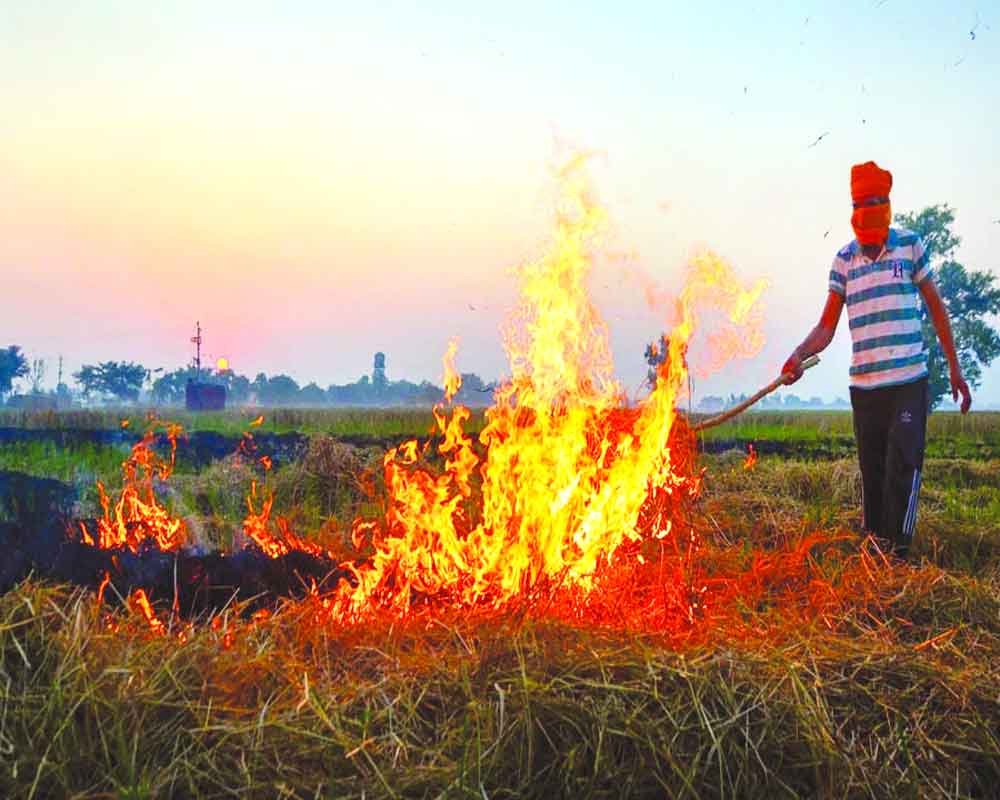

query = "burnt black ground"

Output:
[[0, 516, 352, 616], [0, 468, 352, 616]]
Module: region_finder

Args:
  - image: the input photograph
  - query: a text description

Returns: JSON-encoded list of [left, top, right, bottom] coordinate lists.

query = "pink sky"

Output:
[[4, 2, 997, 403]]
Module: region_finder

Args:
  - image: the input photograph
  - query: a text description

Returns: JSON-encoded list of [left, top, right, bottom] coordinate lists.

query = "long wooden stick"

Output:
[[691, 355, 820, 432]]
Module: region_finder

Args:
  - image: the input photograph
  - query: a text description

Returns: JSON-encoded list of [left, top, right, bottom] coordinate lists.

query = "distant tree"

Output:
[[896, 205, 1000, 409], [225, 373, 252, 405], [459, 372, 486, 393], [74, 361, 148, 403], [152, 368, 196, 404], [0, 346, 31, 400], [258, 374, 300, 405], [697, 395, 725, 412], [299, 382, 327, 405], [417, 380, 443, 404], [28, 358, 47, 394], [55, 382, 73, 404], [643, 334, 670, 387]]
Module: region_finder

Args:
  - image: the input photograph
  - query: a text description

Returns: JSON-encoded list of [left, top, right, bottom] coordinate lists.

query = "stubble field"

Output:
[[0, 407, 997, 798]]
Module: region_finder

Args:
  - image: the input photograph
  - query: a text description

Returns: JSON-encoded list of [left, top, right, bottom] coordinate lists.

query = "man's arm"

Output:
[[782, 290, 844, 383], [919, 278, 972, 413]]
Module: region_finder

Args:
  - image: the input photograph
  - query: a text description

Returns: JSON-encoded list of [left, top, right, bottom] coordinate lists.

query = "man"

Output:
[[782, 161, 972, 557]]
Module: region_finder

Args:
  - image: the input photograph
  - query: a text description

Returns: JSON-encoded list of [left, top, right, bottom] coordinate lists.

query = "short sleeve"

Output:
[[828, 256, 847, 297], [912, 236, 933, 285]]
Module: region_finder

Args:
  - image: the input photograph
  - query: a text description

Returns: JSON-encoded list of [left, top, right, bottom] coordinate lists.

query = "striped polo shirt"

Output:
[[828, 227, 932, 389]]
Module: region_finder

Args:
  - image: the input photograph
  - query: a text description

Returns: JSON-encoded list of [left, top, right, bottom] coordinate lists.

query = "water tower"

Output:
[[372, 352, 387, 391]]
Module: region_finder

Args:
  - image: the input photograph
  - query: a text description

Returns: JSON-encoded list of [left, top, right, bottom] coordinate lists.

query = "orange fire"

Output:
[[81, 422, 188, 552], [242, 465, 326, 559], [744, 443, 757, 470], [83, 156, 771, 635], [325, 155, 767, 622], [96, 571, 111, 612], [130, 588, 166, 635], [442, 337, 461, 402]]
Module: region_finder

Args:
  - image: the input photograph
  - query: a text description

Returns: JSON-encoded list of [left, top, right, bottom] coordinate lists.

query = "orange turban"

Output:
[[850, 161, 892, 246], [850, 161, 892, 203]]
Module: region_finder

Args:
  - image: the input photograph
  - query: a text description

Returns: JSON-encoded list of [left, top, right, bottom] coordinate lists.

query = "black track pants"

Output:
[[849, 377, 928, 557]]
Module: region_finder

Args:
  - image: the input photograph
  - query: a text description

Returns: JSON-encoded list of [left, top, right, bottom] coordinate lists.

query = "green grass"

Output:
[[0, 440, 129, 483], [5, 407, 998, 458], [0, 406, 488, 440], [702, 452, 1000, 575], [696, 410, 1000, 459]]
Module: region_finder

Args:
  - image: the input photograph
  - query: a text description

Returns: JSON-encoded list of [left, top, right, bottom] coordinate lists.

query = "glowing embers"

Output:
[[80, 421, 187, 552]]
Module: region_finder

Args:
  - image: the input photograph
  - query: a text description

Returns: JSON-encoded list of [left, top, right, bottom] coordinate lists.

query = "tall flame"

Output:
[[442, 337, 462, 403], [78, 156, 769, 633], [330, 156, 767, 621]]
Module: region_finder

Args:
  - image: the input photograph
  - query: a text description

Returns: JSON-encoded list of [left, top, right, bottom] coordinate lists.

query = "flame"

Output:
[[217, 357, 229, 371], [130, 589, 165, 635], [242, 460, 326, 559], [743, 443, 757, 470], [96, 571, 110, 612], [79, 521, 94, 546], [80, 414, 324, 561], [442, 337, 461, 403], [74, 155, 772, 637], [82, 423, 188, 552], [327, 155, 768, 622]]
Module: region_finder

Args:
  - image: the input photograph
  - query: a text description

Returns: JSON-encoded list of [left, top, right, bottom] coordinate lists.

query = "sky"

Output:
[[3, 1, 998, 405]]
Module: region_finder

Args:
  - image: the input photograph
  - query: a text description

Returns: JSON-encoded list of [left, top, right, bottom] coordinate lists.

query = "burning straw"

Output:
[[24, 155, 911, 652], [6, 154, 975, 663]]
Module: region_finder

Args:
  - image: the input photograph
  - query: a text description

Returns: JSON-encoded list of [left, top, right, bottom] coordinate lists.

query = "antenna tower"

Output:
[[191, 321, 203, 379]]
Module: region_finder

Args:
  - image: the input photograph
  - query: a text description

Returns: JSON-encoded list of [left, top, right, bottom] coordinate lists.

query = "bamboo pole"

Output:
[[691, 355, 820, 432]]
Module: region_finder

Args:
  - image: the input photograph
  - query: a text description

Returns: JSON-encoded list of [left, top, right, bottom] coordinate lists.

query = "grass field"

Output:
[[0, 407, 998, 797]]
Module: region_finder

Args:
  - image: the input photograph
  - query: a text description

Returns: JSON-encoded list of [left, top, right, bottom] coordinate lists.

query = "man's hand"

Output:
[[950, 367, 972, 414], [781, 351, 805, 384]]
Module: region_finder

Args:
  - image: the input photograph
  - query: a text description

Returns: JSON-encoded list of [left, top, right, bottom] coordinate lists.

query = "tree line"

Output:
[[0, 352, 494, 408]]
